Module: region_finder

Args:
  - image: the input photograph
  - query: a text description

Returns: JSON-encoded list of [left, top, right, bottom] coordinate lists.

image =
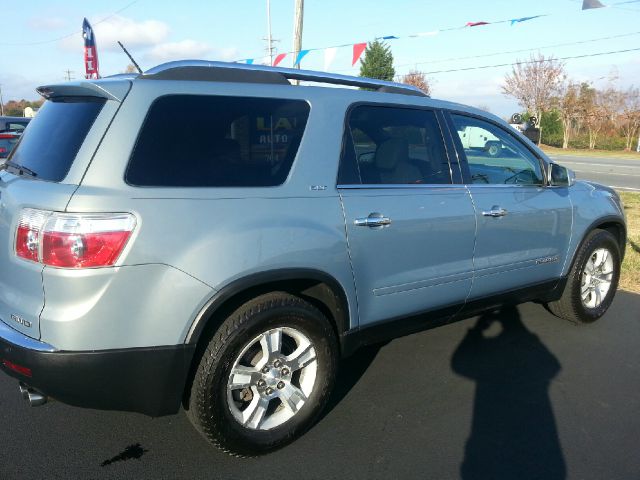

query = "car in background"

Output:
[[0, 116, 30, 133], [0, 132, 20, 159]]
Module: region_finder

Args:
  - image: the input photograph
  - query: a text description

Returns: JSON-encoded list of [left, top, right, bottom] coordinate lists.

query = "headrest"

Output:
[[375, 138, 409, 171]]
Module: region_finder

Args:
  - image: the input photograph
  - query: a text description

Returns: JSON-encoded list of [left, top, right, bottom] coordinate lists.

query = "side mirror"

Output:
[[548, 163, 575, 187]]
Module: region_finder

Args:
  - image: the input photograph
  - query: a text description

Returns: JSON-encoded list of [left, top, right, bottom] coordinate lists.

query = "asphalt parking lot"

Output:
[[1, 291, 639, 479]]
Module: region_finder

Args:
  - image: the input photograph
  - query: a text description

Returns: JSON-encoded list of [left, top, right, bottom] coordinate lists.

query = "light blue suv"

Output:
[[0, 61, 626, 455]]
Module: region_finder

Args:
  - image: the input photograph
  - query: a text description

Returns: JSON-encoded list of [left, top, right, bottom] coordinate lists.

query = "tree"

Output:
[[580, 85, 622, 150], [502, 53, 565, 143], [619, 87, 640, 151], [400, 70, 431, 95], [359, 40, 395, 81], [555, 82, 581, 149]]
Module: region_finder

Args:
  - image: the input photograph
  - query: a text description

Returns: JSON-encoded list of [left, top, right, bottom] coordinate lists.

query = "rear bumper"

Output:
[[0, 320, 195, 417]]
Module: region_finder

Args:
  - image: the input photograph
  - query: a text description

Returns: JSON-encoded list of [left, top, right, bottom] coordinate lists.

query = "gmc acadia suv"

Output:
[[0, 61, 626, 455]]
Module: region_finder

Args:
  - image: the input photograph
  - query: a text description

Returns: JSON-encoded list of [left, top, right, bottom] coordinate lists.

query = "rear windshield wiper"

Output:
[[0, 159, 38, 177]]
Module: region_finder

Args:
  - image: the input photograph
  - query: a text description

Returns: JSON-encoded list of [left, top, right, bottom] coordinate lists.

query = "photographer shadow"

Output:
[[451, 306, 566, 480]]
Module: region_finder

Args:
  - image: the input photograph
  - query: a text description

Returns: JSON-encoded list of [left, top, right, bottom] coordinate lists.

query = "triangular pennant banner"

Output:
[[294, 49, 310, 67], [466, 21, 490, 27], [352, 42, 367, 66], [273, 53, 287, 67], [413, 30, 439, 37], [510, 15, 543, 25], [245, 59, 254, 65], [380, 35, 399, 40], [582, 0, 606, 9], [324, 47, 337, 71]]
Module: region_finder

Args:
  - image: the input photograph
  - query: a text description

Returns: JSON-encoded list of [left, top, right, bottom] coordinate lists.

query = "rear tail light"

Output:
[[15, 209, 136, 268]]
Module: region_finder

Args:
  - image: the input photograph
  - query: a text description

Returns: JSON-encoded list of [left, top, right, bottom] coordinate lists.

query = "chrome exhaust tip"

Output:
[[18, 383, 48, 407], [19, 382, 29, 400]]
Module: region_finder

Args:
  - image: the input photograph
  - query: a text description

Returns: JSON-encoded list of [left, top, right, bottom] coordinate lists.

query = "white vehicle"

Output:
[[458, 126, 502, 157]]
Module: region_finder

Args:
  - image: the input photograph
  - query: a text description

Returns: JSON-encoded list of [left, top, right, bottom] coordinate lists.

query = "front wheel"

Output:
[[186, 292, 338, 456], [547, 229, 621, 323]]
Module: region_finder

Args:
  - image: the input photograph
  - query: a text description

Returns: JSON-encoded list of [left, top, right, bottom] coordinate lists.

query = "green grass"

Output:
[[541, 145, 640, 160], [619, 192, 640, 293]]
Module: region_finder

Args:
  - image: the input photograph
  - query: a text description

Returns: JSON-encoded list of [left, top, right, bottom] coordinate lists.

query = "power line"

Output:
[[393, 30, 640, 69], [419, 47, 640, 75], [0, 0, 142, 46]]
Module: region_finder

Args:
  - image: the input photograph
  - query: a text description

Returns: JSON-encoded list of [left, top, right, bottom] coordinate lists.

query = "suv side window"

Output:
[[127, 95, 310, 187], [338, 105, 451, 185], [450, 114, 543, 185]]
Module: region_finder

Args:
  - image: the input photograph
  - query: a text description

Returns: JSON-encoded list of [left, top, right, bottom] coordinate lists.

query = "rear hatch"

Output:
[[0, 79, 130, 340]]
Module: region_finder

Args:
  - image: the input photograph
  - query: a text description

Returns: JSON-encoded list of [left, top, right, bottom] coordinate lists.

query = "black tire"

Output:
[[486, 141, 501, 157], [547, 229, 621, 323], [186, 292, 338, 456]]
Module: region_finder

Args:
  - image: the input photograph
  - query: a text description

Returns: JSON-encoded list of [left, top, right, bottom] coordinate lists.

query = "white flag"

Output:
[[324, 47, 338, 71]]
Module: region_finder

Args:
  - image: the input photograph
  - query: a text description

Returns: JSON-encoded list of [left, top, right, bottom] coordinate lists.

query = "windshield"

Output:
[[8, 97, 105, 181]]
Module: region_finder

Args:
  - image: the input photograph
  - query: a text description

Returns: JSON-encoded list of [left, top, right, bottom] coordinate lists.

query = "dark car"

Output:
[[0, 132, 20, 158], [0, 116, 30, 133]]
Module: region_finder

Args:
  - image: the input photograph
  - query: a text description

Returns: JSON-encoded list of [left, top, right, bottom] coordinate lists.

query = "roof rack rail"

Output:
[[141, 60, 428, 97]]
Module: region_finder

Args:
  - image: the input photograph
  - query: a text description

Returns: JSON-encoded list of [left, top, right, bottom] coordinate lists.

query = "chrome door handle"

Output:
[[482, 206, 508, 217], [354, 212, 391, 228]]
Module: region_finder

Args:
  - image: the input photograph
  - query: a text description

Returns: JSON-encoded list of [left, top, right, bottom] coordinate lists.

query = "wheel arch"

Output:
[[184, 269, 352, 351], [565, 215, 627, 276]]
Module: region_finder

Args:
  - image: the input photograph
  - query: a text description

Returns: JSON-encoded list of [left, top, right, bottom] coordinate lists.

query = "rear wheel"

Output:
[[547, 229, 621, 323], [486, 141, 501, 157], [186, 292, 338, 456]]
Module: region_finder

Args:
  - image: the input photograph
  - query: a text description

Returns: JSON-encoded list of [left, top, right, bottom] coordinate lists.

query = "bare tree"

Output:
[[619, 87, 640, 151], [502, 53, 565, 143], [401, 70, 431, 96], [555, 81, 581, 149], [582, 86, 624, 150]]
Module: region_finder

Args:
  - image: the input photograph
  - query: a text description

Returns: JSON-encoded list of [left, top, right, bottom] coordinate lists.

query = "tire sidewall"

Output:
[[198, 299, 337, 454]]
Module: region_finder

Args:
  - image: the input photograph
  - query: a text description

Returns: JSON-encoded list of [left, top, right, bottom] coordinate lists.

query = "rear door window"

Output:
[[126, 95, 311, 187], [8, 97, 105, 182], [338, 105, 452, 185]]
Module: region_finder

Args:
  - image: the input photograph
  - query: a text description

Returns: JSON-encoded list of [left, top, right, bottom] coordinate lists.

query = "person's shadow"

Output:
[[451, 306, 566, 480]]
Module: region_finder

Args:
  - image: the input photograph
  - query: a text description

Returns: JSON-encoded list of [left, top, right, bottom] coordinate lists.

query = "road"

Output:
[[549, 154, 640, 191], [1, 291, 639, 479]]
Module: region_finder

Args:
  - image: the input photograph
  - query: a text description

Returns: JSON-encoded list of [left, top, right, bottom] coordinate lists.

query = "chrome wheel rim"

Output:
[[227, 327, 318, 431], [581, 247, 614, 309]]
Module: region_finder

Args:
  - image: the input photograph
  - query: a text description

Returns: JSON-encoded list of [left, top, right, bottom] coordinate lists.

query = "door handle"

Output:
[[482, 206, 508, 217], [354, 212, 391, 228]]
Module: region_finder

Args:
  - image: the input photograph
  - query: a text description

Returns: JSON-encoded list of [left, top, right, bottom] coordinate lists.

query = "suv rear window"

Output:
[[126, 95, 310, 187], [8, 97, 105, 182]]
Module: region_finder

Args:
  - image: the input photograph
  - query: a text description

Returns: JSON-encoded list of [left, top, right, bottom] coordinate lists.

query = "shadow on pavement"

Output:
[[101, 443, 149, 467], [321, 343, 383, 420], [451, 305, 566, 480]]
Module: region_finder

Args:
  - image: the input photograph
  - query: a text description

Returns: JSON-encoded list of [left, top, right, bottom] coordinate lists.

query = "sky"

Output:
[[1, 0, 639, 117]]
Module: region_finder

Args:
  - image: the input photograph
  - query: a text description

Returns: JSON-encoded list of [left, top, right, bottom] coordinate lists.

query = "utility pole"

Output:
[[0, 84, 4, 116], [266, 0, 274, 65], [292, 0, 304, 70], [64, 69, 75, 81]]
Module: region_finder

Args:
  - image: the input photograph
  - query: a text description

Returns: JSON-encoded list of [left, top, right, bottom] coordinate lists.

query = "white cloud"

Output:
[[145, 40, 238, 63], [28, 17, 68, 31], [58, 15, 170, 52]]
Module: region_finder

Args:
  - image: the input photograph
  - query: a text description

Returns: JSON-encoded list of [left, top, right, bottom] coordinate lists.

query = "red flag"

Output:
[[273, 53, 287, 67], [466, 21, 489, 27], [82, 18, 100, 79], [352, 42, 367, 66]]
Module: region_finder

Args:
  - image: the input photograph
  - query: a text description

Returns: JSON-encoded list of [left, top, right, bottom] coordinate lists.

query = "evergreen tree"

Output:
[[359, 40, 395, 81]]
